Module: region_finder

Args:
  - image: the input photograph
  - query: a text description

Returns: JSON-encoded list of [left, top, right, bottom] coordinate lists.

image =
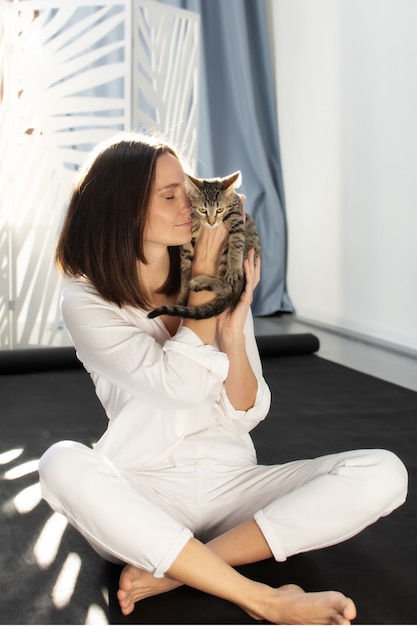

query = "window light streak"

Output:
[[0, 448, 24, 465], [2, 0, 198, 350], [33, 511, 68, 569], [3, 459, 39, 479], [85, 603, 109, 625], [52, 552, 82, 609], [101, 586, 109, 606], [13, 482, 42, 513]]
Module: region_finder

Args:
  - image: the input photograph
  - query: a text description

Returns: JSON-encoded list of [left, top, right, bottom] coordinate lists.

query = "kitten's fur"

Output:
[[147, 171, 261, 320]]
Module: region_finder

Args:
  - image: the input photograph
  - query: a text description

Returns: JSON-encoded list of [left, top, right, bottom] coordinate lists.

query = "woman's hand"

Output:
[[217, 248, 261, 350]]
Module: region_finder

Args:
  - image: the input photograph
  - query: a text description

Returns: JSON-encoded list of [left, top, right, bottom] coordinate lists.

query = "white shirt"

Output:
[[61, 278, 271, 471]]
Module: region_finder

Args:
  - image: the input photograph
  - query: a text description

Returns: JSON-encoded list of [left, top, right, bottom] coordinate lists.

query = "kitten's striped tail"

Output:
[[147, 293, 238, 320]]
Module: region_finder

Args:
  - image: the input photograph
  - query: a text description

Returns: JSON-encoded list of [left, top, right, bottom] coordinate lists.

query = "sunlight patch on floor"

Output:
[[3, 458, 39, 479], [52, 552, 82, 609], [33, 510, 68, 568], [85, 602, 109, 624], [0, 448, 24, 465], [13, 481, 42, 513], [101, 586, 109, 605]]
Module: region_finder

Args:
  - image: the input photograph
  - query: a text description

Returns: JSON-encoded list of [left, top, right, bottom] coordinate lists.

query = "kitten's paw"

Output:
[[226, 270, 244, 285], [189, 276, 215, 292], [177, 292, 189, 306]]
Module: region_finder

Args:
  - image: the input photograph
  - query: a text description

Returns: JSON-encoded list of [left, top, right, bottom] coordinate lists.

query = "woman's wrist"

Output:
[[191, 261, 218, 278], [218, 332, 245, 354]]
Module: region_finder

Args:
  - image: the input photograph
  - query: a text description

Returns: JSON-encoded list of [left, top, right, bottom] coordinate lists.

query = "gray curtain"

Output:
[[158, 0, 293, 315]]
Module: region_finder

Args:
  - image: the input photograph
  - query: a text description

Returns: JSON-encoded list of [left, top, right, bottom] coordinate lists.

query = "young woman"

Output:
[[39, 132, 407, 624]]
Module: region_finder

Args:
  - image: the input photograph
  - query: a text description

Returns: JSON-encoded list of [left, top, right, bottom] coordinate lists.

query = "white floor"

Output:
[[254, 315, 417, 393]]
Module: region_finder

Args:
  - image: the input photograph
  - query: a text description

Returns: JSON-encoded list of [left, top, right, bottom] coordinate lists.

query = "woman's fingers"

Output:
[[244, 248, 261, 291]]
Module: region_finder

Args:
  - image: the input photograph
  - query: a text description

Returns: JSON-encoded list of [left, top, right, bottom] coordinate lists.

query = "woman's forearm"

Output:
[[182, 289, 217, 345], [221, 334, 258, 411], [216, 249, 261, 411]]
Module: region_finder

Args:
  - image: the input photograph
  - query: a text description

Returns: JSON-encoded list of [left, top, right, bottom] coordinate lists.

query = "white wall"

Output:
[[269, 0, 417, 353]]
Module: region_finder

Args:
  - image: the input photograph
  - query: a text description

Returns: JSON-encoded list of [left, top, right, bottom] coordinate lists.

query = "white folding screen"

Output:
[[0, 0, 199, 349]]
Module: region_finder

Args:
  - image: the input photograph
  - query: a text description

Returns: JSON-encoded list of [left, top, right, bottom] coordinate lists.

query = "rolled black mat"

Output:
[[0, 333, 320, 375], [0, 346, 81, 375], [256, 333, 320, 358]]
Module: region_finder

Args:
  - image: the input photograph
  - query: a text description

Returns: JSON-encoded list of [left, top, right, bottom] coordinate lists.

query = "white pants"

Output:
[[39, 443, 407, 578]]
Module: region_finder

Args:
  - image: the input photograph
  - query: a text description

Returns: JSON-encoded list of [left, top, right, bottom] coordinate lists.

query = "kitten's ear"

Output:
[[223, 171, 242, 191], [185, 173, 202, 191]]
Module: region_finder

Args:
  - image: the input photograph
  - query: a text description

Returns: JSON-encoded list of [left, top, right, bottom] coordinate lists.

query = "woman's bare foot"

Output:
[[117, 564, 182, 616], [117, 565, 356, 624], [253, 584, 357, 625]]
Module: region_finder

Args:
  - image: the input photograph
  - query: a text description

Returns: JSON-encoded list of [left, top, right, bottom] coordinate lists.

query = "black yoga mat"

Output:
[[0, 332, 319, 375], [0, 346, 81, 375], [256, 332, 319, 357], [1, 351, 416, 624]]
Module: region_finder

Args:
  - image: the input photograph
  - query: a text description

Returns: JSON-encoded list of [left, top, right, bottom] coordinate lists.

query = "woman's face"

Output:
[[144, 152, 192, 248]]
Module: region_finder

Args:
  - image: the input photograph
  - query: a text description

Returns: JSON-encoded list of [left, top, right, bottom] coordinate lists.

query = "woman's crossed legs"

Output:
[[118, 448, 407, 623], [39, 443, 407, 623]]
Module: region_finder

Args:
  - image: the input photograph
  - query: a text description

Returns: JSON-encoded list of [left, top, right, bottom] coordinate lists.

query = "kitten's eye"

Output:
[[217, 208, 224, 213], [199, 208, 207, 214]]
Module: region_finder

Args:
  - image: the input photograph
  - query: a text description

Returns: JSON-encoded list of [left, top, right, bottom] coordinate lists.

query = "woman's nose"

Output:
[[181, 190, 191, 211]]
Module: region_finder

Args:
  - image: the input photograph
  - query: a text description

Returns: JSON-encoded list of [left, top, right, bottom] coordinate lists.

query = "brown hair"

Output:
[[56, 132, 182, 308]]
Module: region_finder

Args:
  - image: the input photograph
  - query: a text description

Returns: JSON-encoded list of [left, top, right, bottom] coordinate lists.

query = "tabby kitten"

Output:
[[147, 170, 261, 320]]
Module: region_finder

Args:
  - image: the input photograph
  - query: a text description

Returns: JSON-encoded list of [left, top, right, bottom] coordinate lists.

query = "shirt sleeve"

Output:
[[61, 282, 229, 411], [163, 326, 229, 380], [215, 377, 271, 434]]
